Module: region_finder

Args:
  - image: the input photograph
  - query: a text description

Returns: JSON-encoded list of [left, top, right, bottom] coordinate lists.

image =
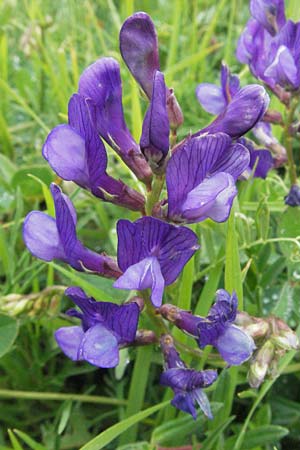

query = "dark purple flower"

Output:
[[113, 217, 199, 307], [120, 12, 183, 130], [166, 133, 250, 224], [160, 290, 255, 366], [140, 71, 170, 173], [237, 1, 300, 91], [43, 94, 145, 212], [238, 137, 273, 178], [55, 287, 140, 368], [160, 334, 217, 419], [23, 184, 121, 278], [196, 80, 269, 139], [78, 57, 152, 185], [250, 0, 286, 36], [284, 185, 300, 206]]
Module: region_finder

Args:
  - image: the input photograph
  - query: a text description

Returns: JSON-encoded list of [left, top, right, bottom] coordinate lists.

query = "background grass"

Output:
[[0, 0, 300, 449]]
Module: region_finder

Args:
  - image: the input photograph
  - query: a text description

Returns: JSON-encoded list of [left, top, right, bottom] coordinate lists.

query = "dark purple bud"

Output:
[[284, 185, 300, 206], [78, 57, 152, 185], [160, 335, 217, 419], [263, 109, 283, 125], [119, 12, 160, 99], [23, 184, 121, 278], [166, 134, 249, 224], [55, 287, 140, 368], [140, 71, 170, 173], [113, 217, 199, 307]]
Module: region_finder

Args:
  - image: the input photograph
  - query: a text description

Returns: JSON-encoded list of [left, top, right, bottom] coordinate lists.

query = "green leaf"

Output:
[[0, 154, 16, 184], [0, 315, 19, 358], [277, 207, 300, 260], [201, 416, 235, 450], [12, 430, 47, 450], [151, 403, 222, 446], [11, 166, 53, 199], [225, 425, 289, 449], [225, 210, 243, 307], [80, 400, 169, 450]]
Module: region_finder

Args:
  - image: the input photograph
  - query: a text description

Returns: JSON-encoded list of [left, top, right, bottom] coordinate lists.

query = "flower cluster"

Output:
[[22, 11, 297, 420]]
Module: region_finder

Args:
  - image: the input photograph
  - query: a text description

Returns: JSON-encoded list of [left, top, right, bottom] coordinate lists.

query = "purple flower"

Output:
[[78, 57, 152, 185], [140, 71, 170, 173], [160, 290, 255, 366], [284, 185, 300, 206], [55, 287, 140, 368], [113, 217, 199, 307], [237, 1, 300, 90], [43, 94, 145, 212], [195, 64, 269, 139], [238, 137, 273, 178], [23, 184, 121, 278], [120, 12, 183, 130], [160, 334, 217, 419], [166, 133, 250, 224]]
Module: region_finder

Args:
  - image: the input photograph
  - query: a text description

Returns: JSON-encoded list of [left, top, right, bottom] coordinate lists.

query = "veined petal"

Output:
[[119, 12, 160, 98], [195, 83, 226, 115], [216, 324, 256, 365], [210, 142, 250, 181], [42, 124, 90, 188], [23, 211, 65, 262], [80, 324, 119, 368], [114, 256, 165, 307], [55, 326, 84, 361], [166, 133, 232, 217], [220, 63, 240, 101]]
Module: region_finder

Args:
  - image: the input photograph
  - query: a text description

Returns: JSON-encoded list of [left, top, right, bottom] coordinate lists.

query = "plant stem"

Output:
[[145, 175, 165, 216], [284, 99, 298, 186]]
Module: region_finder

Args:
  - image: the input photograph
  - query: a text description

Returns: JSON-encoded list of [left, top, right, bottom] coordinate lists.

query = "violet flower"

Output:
[[166, 133, 250, 224], [160, 334, 217, 419], [140, 70, 170, 173], [160, 290, 255, 366], [284, 185, 300, 206], [120, 12, 183, 130], [195, 63, 270, 140], [23, 184, 121, 278], [43, 94, 145, 212], [113, 216, 199, 307], [78, 57, 152, 185], [238, 137, 273, 178], [237, 1, 300, 91], [55, 287, 140, 368]]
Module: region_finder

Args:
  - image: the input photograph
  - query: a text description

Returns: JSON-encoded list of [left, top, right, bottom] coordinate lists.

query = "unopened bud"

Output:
[[272, 318, 299, 350], [133, 329, 157, 345], [248, 340, 275, 388], [167, 89, 184, 130], [263, 109, 283, 125]]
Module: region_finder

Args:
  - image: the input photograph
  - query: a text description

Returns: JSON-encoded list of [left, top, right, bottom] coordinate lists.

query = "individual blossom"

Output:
[[113, 216, 199, 307], [284, 185, 300, 206], [43, 94, 145, 212], [252, 121, 286, 167], [195, 63, 270, 141], [78, 57, 152, 185], [55, 287, 140, 368], [23, 183, 121, 278], [160, 334, 217, 419], [237, 0, 300, 91], [120, 12, 183, 130], [140, 70, 170, 173], [166, 133, 250, 224], [160, 290, 255, 365]]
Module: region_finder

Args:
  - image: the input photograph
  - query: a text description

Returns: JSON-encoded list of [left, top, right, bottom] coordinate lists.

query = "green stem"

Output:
[[145, 175, 165, 216], [284, 100, 298, 186], [0, 389, 127, 405]]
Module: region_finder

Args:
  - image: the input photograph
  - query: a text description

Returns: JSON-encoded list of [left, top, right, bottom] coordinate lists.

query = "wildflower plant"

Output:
[[18, 3, 300, 448]]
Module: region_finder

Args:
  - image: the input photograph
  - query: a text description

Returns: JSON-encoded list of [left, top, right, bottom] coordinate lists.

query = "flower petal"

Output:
[[23, 211, 65, 262], [166, 133, 232, 218], [80, 324, 119, 368], [195, 83, 226, 115], [216, 324, 256, 365], [192, 389, 213, 419], [264, 45, 298, 88], [249, 149, 273, 178], [42, 124, 90, 187], [55, 326, 84, 361], [114, 256, 165, 307], [210, 143, 250, 180], [250, 0, 286, 35], [119, 12, 160, 98]]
